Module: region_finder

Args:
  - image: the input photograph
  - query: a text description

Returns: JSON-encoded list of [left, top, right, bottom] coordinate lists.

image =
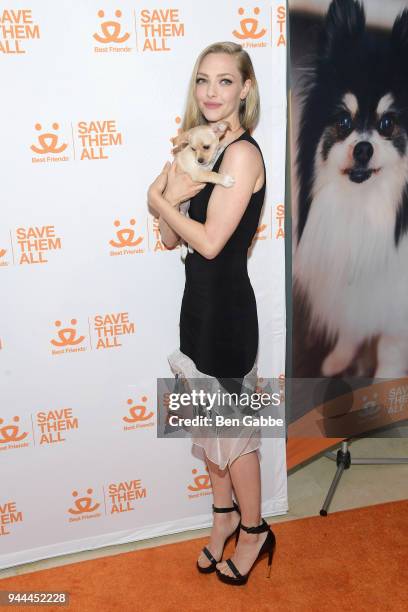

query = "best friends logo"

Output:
[[93, 8, 133, 53], [109, 218, 144, 255], [0, 247, 9, 267], [0, 501, 23, 537], [0, 9, 40, 54], [232, 6, 268, 48], [50, 312, 135, 355], [232, 5, 286, 48], [31, 123, 69, 164], [139, 8, 185, 51], [123, 396, 154, 430], [51, 319, 87, 355], [68, 488, 101, 522], [67, 478, 147, 522], [0, 416, 29, 451], [30, 120, 123, 163], [187, 466, 212, 499]]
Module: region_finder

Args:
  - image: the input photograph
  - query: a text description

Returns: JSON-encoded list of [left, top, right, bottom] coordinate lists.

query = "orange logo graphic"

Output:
[[108, 479, 147, 514], [140, 8, 185, 52], [253, 223, 268, 241], [276, 5, 286, 47], [51, 319, 87, 356], [30, 123, 67, 155], [123, 397, 154, 429], [68, 489, 101, 518], [0, 247, 8, 267], [188, 467, 212, 496], [0, 9, 40, 55], [0, 501, 23, 536], [93, 9, 130, 43], [36, 408, 79, 445], [92, 312, 135, 349], [0, 416, 28, 444], [15, 225, 62, 265], [275, 204, 284, 239], [233, 7, 266, 41], [77, 120, 123, 160], [110, 219, 144, 256]]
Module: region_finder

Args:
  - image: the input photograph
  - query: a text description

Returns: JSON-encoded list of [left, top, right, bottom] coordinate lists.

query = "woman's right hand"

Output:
[[164, 161, 206, 207]]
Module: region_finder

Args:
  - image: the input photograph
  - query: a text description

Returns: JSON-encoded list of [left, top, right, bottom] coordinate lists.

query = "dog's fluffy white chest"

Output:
[[294, 173, 408, 341]]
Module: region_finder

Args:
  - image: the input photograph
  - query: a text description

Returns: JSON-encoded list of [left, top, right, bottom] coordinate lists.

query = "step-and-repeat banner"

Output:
[[0, 1, 287, 569]]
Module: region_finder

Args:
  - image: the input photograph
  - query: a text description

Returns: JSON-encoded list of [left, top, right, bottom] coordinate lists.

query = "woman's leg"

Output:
[[197, 454, 241, 569], [216, 450, 268, 577]]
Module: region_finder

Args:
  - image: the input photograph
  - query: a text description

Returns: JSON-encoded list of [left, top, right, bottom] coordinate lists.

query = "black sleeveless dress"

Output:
[[179, 129, 266, 386]]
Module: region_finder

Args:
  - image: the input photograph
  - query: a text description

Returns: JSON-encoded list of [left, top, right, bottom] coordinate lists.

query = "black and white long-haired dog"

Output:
[[294, 0, 408, 378]]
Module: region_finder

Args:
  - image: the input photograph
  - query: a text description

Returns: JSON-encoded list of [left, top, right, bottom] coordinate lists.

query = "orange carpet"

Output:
[[1, 499, 407, 612]]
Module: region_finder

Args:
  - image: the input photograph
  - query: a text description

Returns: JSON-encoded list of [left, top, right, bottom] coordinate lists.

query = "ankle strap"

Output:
[[240, 518, 269, 533], [212, 501, 239, 513]]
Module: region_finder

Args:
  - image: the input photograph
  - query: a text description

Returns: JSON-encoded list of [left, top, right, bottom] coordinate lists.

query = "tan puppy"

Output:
[[171, 121, 235, 188], [170, 121, 234, 259]]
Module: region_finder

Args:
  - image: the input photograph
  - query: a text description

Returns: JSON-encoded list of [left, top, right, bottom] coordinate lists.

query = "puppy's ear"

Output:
[[320, 0, 365, 59], [170, 130, 190, 148], [210, 121, 231, 138], [391, 9, 408, 60]]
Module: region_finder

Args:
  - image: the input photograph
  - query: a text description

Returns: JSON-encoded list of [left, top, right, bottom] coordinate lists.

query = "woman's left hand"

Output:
[[147, 161, 171, 214]]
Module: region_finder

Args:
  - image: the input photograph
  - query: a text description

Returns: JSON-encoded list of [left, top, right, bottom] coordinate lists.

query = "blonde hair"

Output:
[[181, 41, 260, 132]]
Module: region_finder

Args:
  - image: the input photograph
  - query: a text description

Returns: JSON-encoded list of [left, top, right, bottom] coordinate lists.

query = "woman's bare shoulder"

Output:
[[221, 139, 262, 166]]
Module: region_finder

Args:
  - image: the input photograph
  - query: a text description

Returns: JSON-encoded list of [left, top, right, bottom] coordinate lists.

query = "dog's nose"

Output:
[[197, 157, 204, 164], [353, 141, 373, 165]]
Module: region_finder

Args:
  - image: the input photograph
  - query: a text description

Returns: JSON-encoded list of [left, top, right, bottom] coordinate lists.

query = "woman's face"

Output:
[[195, 52, 250, 127]]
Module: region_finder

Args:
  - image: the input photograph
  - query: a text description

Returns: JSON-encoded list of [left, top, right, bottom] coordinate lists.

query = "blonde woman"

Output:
[[147, 42, 276, 585]]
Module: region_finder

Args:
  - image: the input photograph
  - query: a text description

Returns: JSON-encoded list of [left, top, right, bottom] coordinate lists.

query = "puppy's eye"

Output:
[[203, 145, 210, 150], [378, 113, 395, 137], [335, 112, 352, 138], [190, 146, 196, 151]]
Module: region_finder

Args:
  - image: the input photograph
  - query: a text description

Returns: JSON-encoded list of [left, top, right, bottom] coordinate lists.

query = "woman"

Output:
[[147, 41, 276, 586]]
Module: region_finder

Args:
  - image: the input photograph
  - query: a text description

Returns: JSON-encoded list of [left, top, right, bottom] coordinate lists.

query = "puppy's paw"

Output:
[[221, 174, 235, 188]]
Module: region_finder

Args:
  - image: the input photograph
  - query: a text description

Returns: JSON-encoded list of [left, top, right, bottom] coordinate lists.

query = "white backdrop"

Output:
[[0, 0, 288, 569]]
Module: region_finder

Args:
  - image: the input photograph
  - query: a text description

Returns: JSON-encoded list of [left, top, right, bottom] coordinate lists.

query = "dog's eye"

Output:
[[203, 145, 210, 150], [335, 112, 352, 137], [378, 114, 395, 137], [191, 147, 196, 151]]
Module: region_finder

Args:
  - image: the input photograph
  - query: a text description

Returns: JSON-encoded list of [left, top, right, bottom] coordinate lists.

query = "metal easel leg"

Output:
[[319, 439, 408, 516]]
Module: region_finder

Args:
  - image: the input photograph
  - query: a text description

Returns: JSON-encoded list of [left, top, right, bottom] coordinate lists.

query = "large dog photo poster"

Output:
[[289, 0, 408, 436]]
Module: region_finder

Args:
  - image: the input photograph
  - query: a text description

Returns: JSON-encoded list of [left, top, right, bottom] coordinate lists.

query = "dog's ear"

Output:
[[170, 130, 190, 148], [210, 121, 231, 137], [320, 0, 365, 59], [391, 9, 408, 60]]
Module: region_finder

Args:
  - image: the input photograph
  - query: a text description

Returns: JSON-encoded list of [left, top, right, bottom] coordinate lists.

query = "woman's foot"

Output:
[[197, 506, 241, 570], [215, 527, 268, 577]]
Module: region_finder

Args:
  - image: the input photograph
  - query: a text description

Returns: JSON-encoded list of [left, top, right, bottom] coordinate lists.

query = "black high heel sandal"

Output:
[[215, 518, 276, 585], [197, 501, 241, 574]]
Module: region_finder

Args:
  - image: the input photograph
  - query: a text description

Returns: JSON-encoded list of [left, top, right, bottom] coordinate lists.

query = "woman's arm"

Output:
[[149, 141, 262, 259], [147, 161, 204, 249], [159, 215, 180, 249]]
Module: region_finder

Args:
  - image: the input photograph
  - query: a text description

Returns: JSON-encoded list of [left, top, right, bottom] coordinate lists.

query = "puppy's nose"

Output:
[[197, 157, 204, 164], [353, 141, 373, 165]]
